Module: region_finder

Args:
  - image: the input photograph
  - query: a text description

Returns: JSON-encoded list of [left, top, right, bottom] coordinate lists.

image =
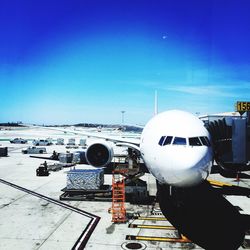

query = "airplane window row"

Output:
[[158, 136, 211, 147]]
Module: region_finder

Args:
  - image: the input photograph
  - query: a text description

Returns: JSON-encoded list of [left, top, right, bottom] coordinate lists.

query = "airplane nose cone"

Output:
[[182, 147, 209, 169], [157, 147, 213, 187], [171, 147, 212, 187]]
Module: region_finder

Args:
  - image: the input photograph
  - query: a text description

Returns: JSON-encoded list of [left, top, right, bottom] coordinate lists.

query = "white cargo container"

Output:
[[79, 139, 86, 146], [67, 138, 75, 145], [56, 138, 64, 145], [66, 169, 104, 190]]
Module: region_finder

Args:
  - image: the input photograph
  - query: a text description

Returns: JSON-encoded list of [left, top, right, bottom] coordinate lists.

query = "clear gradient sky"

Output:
[[1, 0, 250, 125]]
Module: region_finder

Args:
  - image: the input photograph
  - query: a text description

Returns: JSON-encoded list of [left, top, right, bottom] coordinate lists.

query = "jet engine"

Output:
[[85, 141, 114, 168]]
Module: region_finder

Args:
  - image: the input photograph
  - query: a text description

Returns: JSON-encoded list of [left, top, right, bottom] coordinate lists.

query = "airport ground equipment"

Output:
[[36, 162, 50, 176], [125, 178, 150, 204], [60, 169, 111, 201], [46, 163, 63, 171], [51, 150, 59, 160], [66, 144, 79, 149], [30, 151, 87, 164], [0, 147, 8, 157], [59, 165, 150, 203], [79, 138, 86, 146], [29, 151, 59, 161], [59, 152, 73, 163], [112, 155, 151, 204], [22, 146, 46, 154], [33, 139, 52, 146], [67, 138, 76, 145], [66, 169, 104, 190], [60, 185, 112, 201], [56, 138, 64, 145], [72, 151, 86, 163], [35, 161, 63, 174], [9, 138, 27, 144], [112, 169, 127, 223]]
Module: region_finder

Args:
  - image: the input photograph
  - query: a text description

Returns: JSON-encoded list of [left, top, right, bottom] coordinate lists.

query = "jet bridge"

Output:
[[204, 103, 250, 172]]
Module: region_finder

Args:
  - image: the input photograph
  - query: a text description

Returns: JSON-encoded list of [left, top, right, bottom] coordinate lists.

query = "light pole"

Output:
[[121, 111, 126, 124]]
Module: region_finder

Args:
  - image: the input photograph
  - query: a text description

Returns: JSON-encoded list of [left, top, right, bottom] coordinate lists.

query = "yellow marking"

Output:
[[134, 217, 167, 221], [130, 236, 191, 243], [208, 179, 232, 187], [131, 224, 175, 230], [181, 234, 190, 241]]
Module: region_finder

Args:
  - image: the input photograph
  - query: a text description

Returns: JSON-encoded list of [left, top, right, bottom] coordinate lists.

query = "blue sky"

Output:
[[1, 0, 250, 125]]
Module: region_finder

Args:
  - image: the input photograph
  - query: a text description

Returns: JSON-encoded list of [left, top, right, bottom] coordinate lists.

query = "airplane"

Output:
[[34, 109, 249, 249]]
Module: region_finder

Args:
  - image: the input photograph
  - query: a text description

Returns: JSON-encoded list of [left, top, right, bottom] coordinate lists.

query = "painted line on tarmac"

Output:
[[0, 178, 100, 250]]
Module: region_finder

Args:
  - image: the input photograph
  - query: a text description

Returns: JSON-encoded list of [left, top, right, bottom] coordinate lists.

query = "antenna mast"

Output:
[[154, 90, 158, 116]]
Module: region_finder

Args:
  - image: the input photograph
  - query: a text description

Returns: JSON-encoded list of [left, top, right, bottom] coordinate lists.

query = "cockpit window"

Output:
[[158, 136, 173, 146], [189, 137, 202, 146], [173, 137, 186, 145], [200, 136, 211, 147], [163, 136, 173, 145], [158, 136, 165, 146]]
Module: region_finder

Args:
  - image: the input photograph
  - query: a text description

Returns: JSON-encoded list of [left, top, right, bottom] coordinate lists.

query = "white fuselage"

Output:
[[140, 110, 213, 187]]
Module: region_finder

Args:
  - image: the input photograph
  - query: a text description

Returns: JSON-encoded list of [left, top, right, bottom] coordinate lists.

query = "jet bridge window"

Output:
[[173, 137, 186, 145], [189, 137, 202, 146]]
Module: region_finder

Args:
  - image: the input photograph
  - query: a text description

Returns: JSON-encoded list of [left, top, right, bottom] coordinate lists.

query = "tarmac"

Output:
[[0, 126, 250, 250]]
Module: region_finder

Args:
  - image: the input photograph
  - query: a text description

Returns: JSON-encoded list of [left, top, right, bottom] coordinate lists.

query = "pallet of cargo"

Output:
[[60, 184, 112, 201]]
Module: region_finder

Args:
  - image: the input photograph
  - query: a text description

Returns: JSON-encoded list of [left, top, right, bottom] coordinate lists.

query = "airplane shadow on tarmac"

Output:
[[157, 180, 250, 250]]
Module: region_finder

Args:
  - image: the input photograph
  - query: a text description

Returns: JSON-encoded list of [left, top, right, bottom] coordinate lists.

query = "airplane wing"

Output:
[[35, 125, 141, 149]]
